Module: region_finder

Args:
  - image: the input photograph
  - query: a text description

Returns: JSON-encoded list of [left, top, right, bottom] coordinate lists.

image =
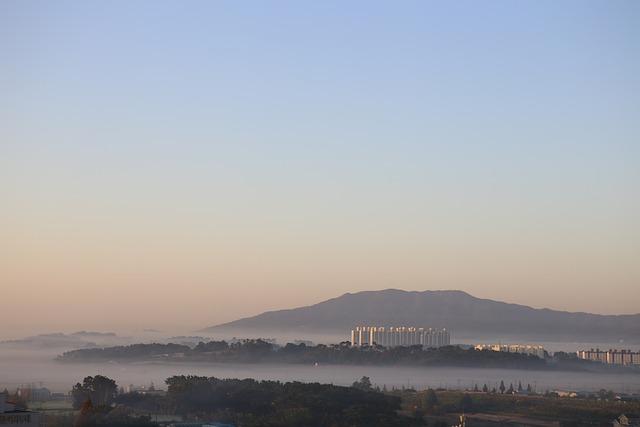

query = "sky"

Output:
[[1, 1, 639, 336]]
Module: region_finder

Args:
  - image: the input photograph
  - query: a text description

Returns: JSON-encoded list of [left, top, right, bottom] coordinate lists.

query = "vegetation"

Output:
[[351, 375, 373, 391], [157, 375, 415, 426], [73, 400, 158, 427], [48, 376, 158, 426], [65, 374, 416, 426], [59, 340, 566, 370], [61, 343, 191, 362], [71, 375, 118, 409], [60, 340, 640, 374], [49, 373, 640, 427], [401, 389, 640, 426]]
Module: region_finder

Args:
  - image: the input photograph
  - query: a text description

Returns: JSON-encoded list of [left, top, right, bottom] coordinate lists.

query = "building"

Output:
[[577, 348, 609, 363], [349, 326, 450, 348], [577, 349, 640, 366], [474, 344, 546, 359], [15, 387, 51, 402], [0, 391, 42, 427], [554, 390, 578, 398], [124, 383, 167, 397]]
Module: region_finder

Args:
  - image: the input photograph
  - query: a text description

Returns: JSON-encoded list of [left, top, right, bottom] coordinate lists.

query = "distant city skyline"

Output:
[[2, 1, 639, 335]]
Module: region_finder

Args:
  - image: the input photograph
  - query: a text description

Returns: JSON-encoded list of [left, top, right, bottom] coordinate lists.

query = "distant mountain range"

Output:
[[203, 290, 640, 343], [0, 331, 123, 350]]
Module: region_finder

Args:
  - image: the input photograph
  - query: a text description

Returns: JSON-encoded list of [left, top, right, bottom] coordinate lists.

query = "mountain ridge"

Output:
[[203, 289, 640, 343]]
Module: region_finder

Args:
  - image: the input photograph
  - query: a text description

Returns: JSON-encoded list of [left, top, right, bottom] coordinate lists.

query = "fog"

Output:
[[1, 333, 639, 395]]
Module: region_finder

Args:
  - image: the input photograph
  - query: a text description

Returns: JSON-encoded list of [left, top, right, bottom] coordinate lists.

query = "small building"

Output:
[[125, 383, 167, 396], [474, 343, 546, 359], [554, 390, 578, 398]]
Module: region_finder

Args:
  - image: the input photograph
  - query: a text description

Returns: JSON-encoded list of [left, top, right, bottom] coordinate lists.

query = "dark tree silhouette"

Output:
[[163, 375, 406, 427], [352, 376, 373, 391], [72, 375, 117, 409], [459, 393, 473, 412], [60, 342, 548, 370], [423, 388, 438, 409]]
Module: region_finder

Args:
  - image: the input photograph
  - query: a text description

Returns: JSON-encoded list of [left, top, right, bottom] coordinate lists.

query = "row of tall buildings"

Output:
[[350, 326, 450, 348], [576, 349, 640, 366], [474, 343, 546, 359]]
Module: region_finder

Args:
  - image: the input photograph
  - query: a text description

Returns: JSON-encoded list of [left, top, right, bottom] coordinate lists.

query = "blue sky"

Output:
[[1, 1, 639, 332]]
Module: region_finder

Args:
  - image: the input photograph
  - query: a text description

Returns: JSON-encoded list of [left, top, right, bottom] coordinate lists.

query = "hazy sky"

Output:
[[2, 1, 639, 336]]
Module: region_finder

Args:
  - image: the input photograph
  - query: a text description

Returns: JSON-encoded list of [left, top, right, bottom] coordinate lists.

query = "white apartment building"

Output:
[[350, 326, 450, 348], [474, 344, 546, 359], [576, 349, 640, 366]]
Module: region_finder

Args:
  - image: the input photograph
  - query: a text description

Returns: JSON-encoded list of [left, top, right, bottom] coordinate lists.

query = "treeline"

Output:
[[61, 375, 418, 427], [59, 340, 553, 369], [46, 375, 157, 427], [38, 372, 640, 427], [60, 343, 191, 361], [59, 340, 640, 372], [159, 375, 412, 426]]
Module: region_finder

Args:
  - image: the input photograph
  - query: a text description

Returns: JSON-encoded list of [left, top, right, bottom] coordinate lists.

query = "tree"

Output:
[[597, 389, 615, 400], [507, 383, 514, 394], [72, 383, 86, 410], [527, 383, 532, 393], [73, 397, 95, 426], [162, 375, 404, 426], [499, 380, 505, 394], [473, 384, 479, 392], [72, 376, 118, 409], [194, 340, 229, 352], [518, 381, 523, 392], [352, 376, 372, 391], [459, 394, 473, 412], [482, 384, 488, 393], [423, 389, 438, 410]]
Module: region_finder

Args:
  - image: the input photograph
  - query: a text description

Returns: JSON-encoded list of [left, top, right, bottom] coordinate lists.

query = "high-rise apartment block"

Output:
[[350, 326, 450, 348], [577, 349, 640, 366]]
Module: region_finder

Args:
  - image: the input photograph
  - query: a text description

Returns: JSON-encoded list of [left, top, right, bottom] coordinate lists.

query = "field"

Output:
[[399, 390, 640, 426]]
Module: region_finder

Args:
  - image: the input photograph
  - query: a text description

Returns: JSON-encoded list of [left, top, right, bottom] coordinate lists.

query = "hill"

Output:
[[203, 290, 640, 343]]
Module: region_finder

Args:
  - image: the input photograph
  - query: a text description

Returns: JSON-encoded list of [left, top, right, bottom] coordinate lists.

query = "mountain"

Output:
[[203, 290, 640, 343]]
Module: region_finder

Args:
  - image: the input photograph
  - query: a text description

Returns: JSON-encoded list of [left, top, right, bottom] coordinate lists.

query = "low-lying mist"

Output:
[[1, 330, 639, 395]]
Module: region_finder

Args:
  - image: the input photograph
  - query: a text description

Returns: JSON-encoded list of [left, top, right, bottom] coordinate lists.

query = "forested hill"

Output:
[[204, 289, 640, 342], [57, 340, 639, 373]]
